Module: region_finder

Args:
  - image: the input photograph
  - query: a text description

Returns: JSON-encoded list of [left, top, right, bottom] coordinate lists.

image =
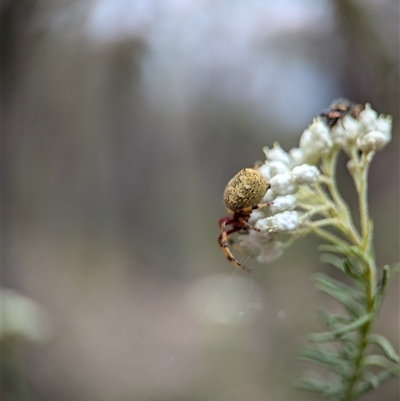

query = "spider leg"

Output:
[[251, 202, 270, 211], [218, 220, 251, 272], [237, 202, 271, 231], [227, 235, 248, 254]]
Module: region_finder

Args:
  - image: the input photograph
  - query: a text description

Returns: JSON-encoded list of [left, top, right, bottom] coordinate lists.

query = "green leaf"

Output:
[[344, 257, 364, 279], [316, 310, 354, 333], [362, 355, 400, 374], [354, 370, 396, 397], [320, 253, 345, 271], [327, 314, 353, 331], [368, 334, 400, 363], [298, 347, 351, 375], [349, 246, 370, 266], [314, 273, 358, 296], [318, 244, 350, 256], [295, 377, 330, 393], [313, 273, 365, 317], [310, 313, 372, 342]]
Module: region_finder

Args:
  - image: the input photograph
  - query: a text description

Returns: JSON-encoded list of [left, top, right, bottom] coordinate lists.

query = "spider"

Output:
[[218, 168, 270, 272], [320, 98, 364, 127]]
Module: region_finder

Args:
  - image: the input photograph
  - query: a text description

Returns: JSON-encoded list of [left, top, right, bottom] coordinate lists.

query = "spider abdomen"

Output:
[[224, 168, 269, 211]]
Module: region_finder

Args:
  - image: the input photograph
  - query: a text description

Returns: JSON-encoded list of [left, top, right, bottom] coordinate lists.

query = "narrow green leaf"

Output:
[[354, 370, 395, 397], [361, 371, 381, 389], [295, 377, 330, 393], [362, 354, 400, 375], [344, 257, 363, 279], [314, 273, 359, 296], [376, 265, 390, 297], [327, 314, 352, 332], [323, 384, 346, 397], [313, 273, 365, 317], [340, 341, 359, 360], [298, 347, 351, 375], [320, 253, 345, 271], [318, 244, 350, 256], [368, 333, 400, 363], [348, 245, 368, 261], [316, 308, 330, 327], [317, 310, 354, 333], [310, 313, 372, 342]]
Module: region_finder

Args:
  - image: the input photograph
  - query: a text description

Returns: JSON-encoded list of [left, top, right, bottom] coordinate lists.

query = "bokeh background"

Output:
[[2, 0, 399, 400]]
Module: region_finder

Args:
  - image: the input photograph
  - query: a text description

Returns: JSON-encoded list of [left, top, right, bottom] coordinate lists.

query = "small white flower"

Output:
[[269, 173, 298, 195], [360, 130, 390, 153], [270, 195, 296, 213], [300, 118, 333, 162], [291, 164, 320, 184], [358, 103, 378, 132], [256, 241, 284, 264], [262, 188, 277, 203], [258, 163, 271, 180], [270, 211, 299, 232], [256, 211, 299, 233], [375, 115, 392, 137], [248, 209, 265, 226], [263, 142, 291, 165], [268, 160, 291, 177], [255, 217, 273, 232], [258, 161, 290, 180], [330, 115, 360, 147], [289, 147, 305, 167]]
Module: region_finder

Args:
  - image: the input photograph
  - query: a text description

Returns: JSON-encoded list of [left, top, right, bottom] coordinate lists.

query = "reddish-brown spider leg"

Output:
[[218, 219, 252, 272], [218, 202, 270, 272]]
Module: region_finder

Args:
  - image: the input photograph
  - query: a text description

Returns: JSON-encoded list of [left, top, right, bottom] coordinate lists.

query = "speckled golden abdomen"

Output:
[[223, 168, 269, 211]]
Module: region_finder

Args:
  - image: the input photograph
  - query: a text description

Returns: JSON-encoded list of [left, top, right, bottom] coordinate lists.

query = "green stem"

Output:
[[321, 151, 362, 246], [357, 157, 371, 250], [341, 256, 377, 401], [310, 226, 351, 250]]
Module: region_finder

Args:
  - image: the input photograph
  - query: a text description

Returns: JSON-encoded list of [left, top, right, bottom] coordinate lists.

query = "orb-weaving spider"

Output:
[[218, 168, 270, 272]]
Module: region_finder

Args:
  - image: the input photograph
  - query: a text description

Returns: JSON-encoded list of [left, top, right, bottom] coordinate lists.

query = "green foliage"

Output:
[[250, 101, 397, 400], [294, 108, 399, 400]]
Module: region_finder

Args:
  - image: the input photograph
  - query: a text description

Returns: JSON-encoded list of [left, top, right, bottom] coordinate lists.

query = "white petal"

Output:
[[269, 211, 299, 232], [291, 164, 320, 184], [270, 195, 296, 213], [269, 173, 298, 195], [263, 142, 291, 165]]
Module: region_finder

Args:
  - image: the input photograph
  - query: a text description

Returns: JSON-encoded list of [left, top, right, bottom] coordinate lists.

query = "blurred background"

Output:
[[2, 0, 399, 400]]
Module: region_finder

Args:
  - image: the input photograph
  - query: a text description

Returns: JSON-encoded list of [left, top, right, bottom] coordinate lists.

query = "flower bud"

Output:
[[291, 164, 320, 184], [269, 211, 299, 232], [330, 115, 359, 147], [269, 173, 298, 195], [270, 195, 296, 213], [300, 118, 333, 162], [289, 147, 305, 167], [256, 211, 299, 233], [360, 130, 390, 153], [263, 142, 291, 165], [358, 103, 378, 132]]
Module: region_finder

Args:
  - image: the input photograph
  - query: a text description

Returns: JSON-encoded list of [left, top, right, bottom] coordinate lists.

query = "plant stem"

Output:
[[357, 157, 371, 250], [321, 151, 362, 246], [310, 226, 351, 250], [341, 254, 376, 401]]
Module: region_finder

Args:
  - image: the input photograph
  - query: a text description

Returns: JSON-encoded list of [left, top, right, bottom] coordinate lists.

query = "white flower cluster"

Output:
[[240, 143, 319, 263], [240, 102, 392, 264]]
